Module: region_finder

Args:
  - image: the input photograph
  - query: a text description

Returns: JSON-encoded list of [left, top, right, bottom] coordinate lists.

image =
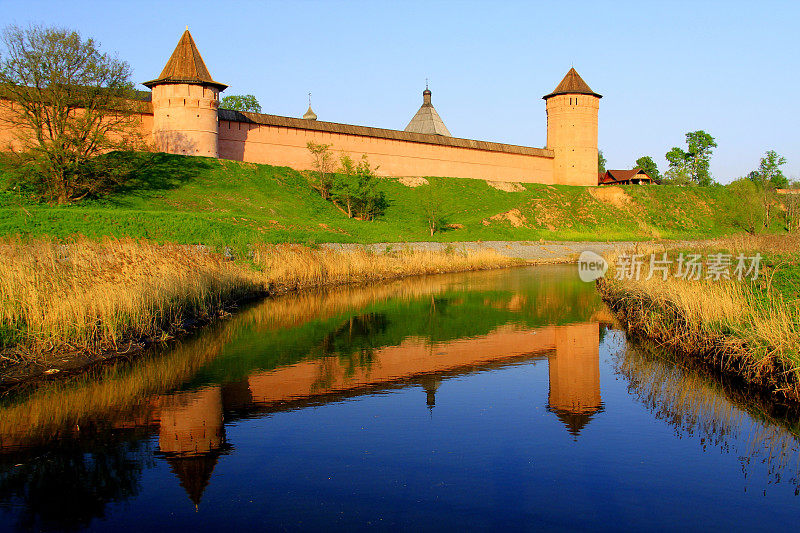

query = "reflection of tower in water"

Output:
[[419, 375, 442, 412], [158, 386, 227, 509], [547, 322, 603, 438]]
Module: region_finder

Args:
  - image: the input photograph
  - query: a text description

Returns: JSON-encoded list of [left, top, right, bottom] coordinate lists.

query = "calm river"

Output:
[[0, 266, 798, 531]]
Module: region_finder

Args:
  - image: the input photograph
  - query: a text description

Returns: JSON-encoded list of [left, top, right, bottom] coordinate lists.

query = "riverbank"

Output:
[[598, 235, 800, 402], [0, 235, 781, 388], [1, 237, 532, 385]]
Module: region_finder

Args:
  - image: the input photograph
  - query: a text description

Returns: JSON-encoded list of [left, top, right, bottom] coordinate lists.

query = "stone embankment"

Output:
[[325, 240, 697, 263]]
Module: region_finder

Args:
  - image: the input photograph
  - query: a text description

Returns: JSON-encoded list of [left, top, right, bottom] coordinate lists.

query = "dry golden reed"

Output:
[[251, 243, 519, 291], [599, 234, 800, 399], [0, 237, 262, 356], [0, 238, 519, 359]]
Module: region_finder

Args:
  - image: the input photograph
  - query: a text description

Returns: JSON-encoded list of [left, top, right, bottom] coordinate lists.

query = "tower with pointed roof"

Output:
[[543, 68, 601, 186], [405, 86, 451, 136], [144, 29, 227, 158]]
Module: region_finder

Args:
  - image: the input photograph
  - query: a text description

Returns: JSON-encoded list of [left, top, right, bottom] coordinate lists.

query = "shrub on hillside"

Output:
[[333, 155, 387, 220], [723, 178, 764, 234]]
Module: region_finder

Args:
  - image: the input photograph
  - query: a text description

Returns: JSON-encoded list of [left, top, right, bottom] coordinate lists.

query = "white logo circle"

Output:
[[577, 251, 608, 282]]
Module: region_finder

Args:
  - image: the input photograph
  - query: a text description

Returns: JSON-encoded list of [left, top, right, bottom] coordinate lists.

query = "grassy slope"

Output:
[[0, 153, 769, 247]]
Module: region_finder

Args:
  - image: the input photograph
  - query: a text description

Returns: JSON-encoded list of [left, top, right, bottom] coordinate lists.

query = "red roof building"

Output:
[[598, 168, 653, 186]]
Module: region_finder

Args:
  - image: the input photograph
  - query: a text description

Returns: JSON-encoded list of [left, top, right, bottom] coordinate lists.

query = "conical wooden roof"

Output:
[[144, 29, 227, 90], [404, 88, 451, 136], [543, 68, 601, 100]]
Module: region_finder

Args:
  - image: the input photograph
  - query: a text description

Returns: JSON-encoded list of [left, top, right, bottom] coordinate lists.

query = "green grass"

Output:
[[0, 152, 782, 246], [761, 252, 800, 301]]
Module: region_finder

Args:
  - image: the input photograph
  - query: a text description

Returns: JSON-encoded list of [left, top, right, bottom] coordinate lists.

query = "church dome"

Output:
[[303, 105, 317, 120]]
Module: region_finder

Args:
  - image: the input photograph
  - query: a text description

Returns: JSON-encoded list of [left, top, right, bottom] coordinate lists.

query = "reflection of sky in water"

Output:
[[0, 266, 798, 532]]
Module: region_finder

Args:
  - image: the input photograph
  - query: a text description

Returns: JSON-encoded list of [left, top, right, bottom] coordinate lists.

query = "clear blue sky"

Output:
[[5, 0, 799, 182]]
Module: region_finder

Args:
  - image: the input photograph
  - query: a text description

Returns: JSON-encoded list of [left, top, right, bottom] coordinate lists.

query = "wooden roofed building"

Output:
[[598, 168, 653, 186]]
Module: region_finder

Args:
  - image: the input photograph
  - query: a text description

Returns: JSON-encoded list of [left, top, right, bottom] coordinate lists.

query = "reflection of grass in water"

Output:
[[308, 314, 384, 391], [0, 322, 235, 450], [615, 338, 800, 492]]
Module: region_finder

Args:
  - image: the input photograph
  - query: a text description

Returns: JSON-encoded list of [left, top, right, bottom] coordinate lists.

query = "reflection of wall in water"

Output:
[[240, 321, 602, 436], [245, 324, 557, 404], [149, 322, 603, 506], [159, 386, 225, 455]]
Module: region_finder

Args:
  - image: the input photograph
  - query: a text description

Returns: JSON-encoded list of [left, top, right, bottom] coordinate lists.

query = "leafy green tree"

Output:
[[634, 156, 660, 183], [219, 94, 261, 113], [332, 154, 386, 220], [724, 178, 763, 234], [306, 141, 334, 199], [685, 130, 717, 186], [747, 150, 789, 228], [663, 147, 691, 185], [748, 150, 788, 189], [0, 24, 144, 203], [332, 154, 359, 218], [420, 184, 449, 236], [598, 150, 606, 173], [662, 131, 717, 186]]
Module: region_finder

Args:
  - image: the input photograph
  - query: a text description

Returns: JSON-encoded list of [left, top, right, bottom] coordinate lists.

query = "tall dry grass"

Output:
[[0, 238, 519, 361], [598, 234, 800, 400], [251, 244, 519, 291], [0, 237, 263, 358]]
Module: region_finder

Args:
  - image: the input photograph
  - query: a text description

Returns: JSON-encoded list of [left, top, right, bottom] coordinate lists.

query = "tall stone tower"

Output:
[[144, 29, 227, 157], [543, 68, 601, 186]]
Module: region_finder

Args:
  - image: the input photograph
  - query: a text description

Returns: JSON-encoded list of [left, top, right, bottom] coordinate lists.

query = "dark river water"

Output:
[[0, 266, 799, 531]]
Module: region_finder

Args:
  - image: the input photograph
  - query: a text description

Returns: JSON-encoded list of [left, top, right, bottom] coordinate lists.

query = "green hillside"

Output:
[[0, 153, 772, 247]]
